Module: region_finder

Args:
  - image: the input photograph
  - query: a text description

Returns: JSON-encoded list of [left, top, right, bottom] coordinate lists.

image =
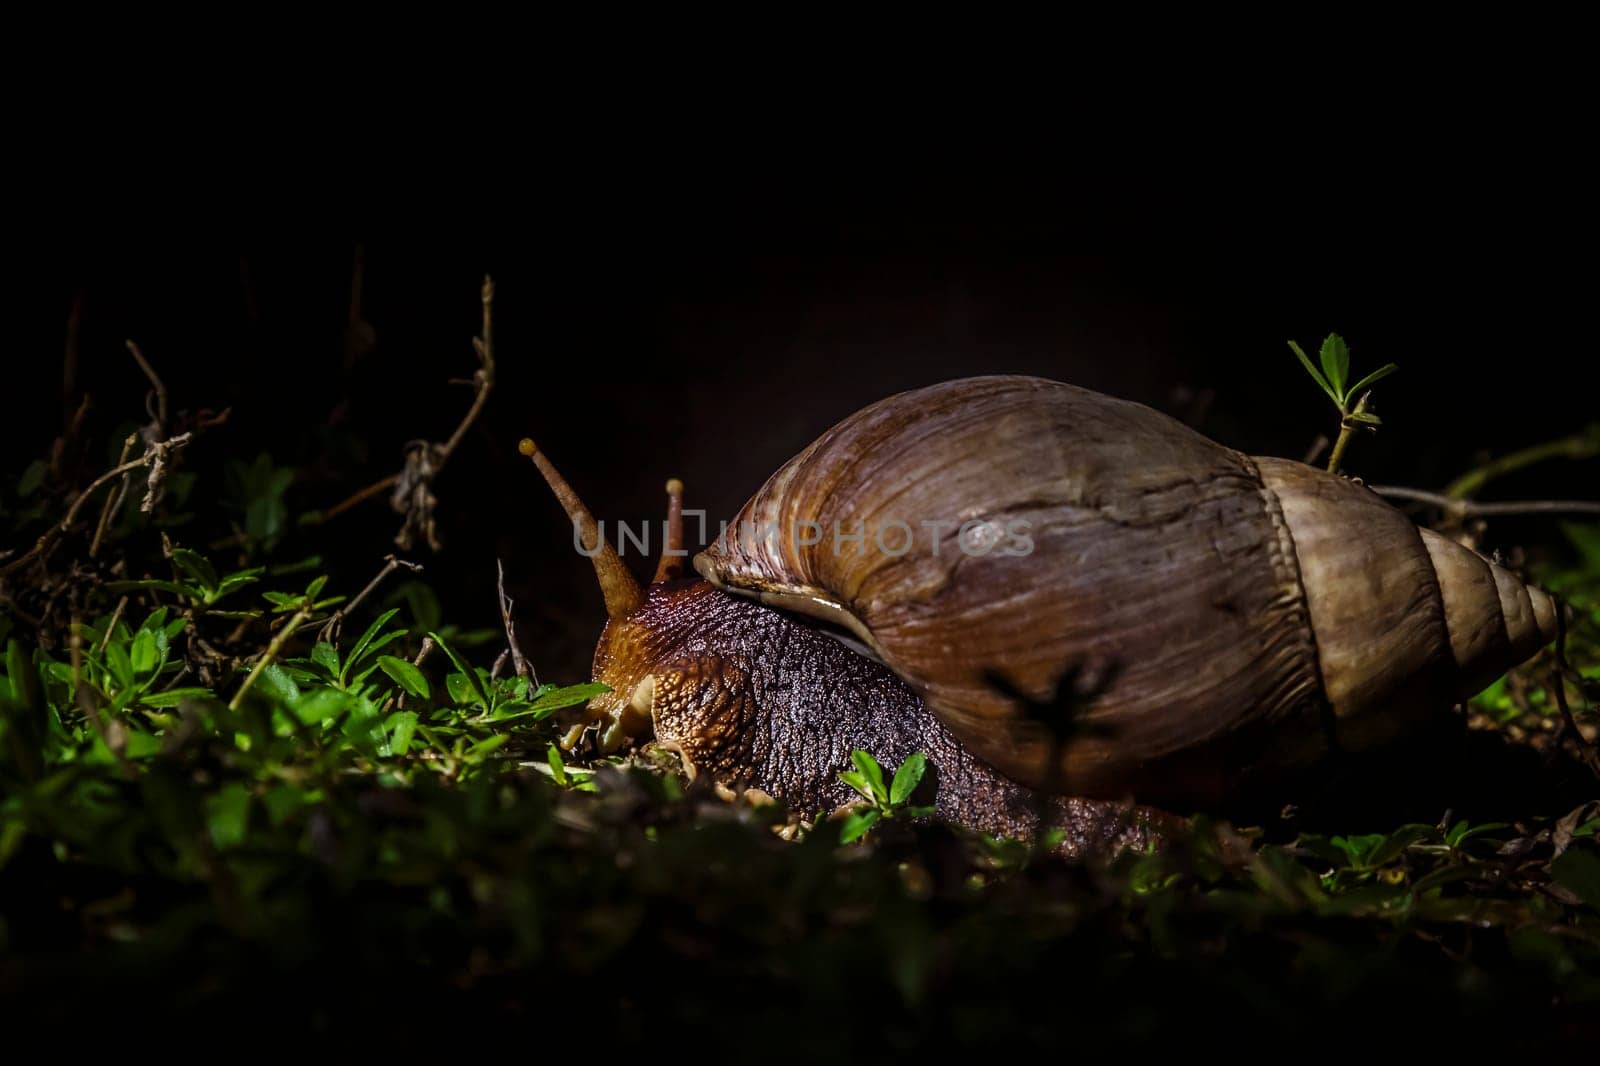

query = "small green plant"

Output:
[[837, 750, 934, 843], [1288, 333, 1398, 475], [224, 452, 296, 555], [108, 544, 266, 615]]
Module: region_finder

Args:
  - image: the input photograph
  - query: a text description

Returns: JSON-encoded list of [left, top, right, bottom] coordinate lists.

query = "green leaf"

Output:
[[311, 641, 341, 679], [262, 590, 300, 610], [104, 641, 134, 688], [16, 460, 46, 498], [1318, 333, 1350, 400], [254, 665, 300, 706], [490, 682, 611, 721], [207, 783, 252, 849], [1366, 825, 1432, 868], [463, 734, 509, 763], [293, 687, 352, 726], [171, 548, 219, 593], [246, 496, 286, 545], [850, 750, 889, 804], [106, 579, 195, 599], [1330, 833, 1384, 868], [839, 808, 881, 844], [342, 696, 388, 754], [547, 744, 568, 786], [138, 687, 216, 708], [429, 631, 489, 709], [386, 711, 419, 755], [123, 728, 163, 759], [342, 608, 401, 683], [215, 569, 265, 597], [378, 655, 430, 699], [1551, 845, 1600, 909], [1445, 821, 1508, 849], [1346, 361, 1398, 399], [129, 628, 158, 674], [889, 752, 927, 806], [1288, 340, 1340, 407], [306, 575, 329, 600], [446, 673, 481, 707], [839, 770, 874, 801]]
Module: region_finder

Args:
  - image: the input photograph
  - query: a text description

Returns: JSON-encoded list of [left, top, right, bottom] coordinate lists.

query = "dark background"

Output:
[[12, 159, 1598, 678]]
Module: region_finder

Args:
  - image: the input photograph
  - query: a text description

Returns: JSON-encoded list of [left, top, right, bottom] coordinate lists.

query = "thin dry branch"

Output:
[[309, 472, 401, 526], [1368, 485, 1600, 518], [1, 432, 193, 579], [89, 433, 140, 558], [440, 276, 496, 462], [317, 554, 423, 645], [497, 558, 536, 687], [125, 339, 168, 433], [390, 275, 497, 551]]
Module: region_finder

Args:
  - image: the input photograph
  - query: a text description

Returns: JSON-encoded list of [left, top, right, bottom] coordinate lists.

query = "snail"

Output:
[[521, 376, 1562, 847]]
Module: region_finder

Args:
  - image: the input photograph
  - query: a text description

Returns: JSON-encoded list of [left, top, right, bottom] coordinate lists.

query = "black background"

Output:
[[13, 139, 1598, 678]]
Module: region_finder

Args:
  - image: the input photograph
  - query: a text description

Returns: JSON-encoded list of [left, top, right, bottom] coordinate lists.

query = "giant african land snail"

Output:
[[521, 377, 1561, 848]]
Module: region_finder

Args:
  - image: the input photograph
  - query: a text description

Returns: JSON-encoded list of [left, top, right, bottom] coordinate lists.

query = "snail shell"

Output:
[[695, 376, 1560, 804]]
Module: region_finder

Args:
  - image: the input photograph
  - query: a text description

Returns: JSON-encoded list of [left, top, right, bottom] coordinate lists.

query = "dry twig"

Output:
[[1368, 486, 1600, 518], [497, 557, 536, 687], [317, 554, 423, 645], [1, 432, 194, 580], [312, 276, 497, 550], [126, 339, 168, 434]]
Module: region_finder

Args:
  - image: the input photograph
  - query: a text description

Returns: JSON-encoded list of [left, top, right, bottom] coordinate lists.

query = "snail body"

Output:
[[598, 578, 1163, 851], [525, 376, 1560, 835]]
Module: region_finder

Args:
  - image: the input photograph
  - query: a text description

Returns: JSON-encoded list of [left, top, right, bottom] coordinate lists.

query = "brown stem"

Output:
[[439, 275, 496, 462], [310, 473, 401, 525]]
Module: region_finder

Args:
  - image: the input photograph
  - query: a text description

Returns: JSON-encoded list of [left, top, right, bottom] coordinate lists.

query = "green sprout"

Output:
[[1288, 333, 1398, 475], [837, 749, 934, 843]]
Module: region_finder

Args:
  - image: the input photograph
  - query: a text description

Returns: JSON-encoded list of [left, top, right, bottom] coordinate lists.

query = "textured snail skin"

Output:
[[586, 580, 1166, 854], [695, 376, 1562, 804]]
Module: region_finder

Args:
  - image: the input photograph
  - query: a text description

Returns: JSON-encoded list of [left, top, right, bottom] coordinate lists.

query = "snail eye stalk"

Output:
[[653, 477, 687, 584]]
